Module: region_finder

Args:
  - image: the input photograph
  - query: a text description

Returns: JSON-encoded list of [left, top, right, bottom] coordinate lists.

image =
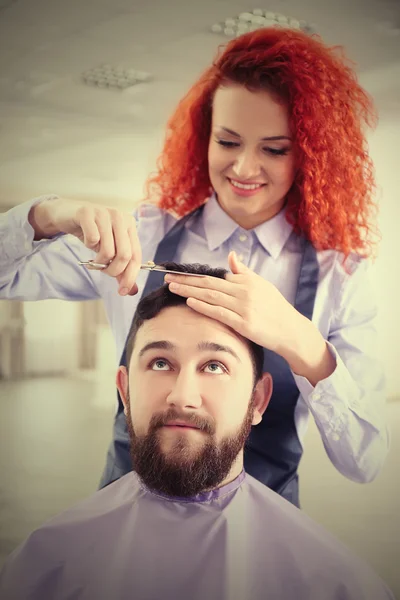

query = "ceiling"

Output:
[[0, 0, 399, 208]]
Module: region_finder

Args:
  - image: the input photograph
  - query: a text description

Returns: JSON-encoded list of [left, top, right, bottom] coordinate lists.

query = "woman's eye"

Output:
[[217, 139, 289, 156], [204, 362, 226, 374], [150, 359, 171, 371], [216, 140, 239, 148], [265, 147, 289, 156]]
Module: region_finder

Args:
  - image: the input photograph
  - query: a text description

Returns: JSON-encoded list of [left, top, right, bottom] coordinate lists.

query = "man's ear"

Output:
[[116, 366, 129, 416], [251, 373, 273, 426]]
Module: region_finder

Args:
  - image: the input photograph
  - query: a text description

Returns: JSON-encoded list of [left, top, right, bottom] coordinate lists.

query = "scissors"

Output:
[[78, 259, 206, 277]]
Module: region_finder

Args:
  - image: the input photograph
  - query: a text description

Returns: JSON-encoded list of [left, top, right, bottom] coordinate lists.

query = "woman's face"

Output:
[[208, 83, 296, 229]]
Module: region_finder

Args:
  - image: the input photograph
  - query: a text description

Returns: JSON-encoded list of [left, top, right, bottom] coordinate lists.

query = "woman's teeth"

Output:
[[229, 179, 264, 190]]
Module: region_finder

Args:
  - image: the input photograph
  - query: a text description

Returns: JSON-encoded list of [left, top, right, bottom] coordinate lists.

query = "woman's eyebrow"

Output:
[[218, 126, 292, 142]]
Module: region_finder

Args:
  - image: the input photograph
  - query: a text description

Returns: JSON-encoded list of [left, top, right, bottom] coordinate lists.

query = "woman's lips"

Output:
[[227, 177, 266, 197]]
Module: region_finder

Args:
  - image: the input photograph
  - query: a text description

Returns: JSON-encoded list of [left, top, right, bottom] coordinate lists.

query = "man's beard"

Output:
[[125, 393, 255, 498]]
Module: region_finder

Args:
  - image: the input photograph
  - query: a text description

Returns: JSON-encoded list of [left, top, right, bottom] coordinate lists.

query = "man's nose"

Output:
[[166, 370, 202, 409]]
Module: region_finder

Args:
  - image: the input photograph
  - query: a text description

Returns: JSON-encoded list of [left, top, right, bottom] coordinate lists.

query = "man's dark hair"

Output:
[[125, 262, 265, 384]]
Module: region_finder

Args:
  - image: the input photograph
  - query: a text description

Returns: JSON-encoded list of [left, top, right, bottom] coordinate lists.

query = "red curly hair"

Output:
[[144, 27, 378, 257]]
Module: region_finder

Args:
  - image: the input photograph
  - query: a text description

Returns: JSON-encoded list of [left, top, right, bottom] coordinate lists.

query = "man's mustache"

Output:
[[149, 408, 215, 435]]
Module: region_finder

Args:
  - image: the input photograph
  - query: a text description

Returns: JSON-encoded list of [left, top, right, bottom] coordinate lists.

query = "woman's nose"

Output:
[[233, 150, 262, 180]]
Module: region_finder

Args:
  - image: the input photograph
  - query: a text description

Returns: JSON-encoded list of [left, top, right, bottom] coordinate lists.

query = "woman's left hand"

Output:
[[164, 251, 304, 359], [164, 251, 336, 385]]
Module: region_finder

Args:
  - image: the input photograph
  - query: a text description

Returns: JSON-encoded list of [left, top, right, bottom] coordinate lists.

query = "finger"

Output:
[[186, 297, 244, 333], [117, 272, 139, 296], [94, 212, 116, 266], [228, 250, 250, 275], [117, 223, 142, 295], [103, 214, 132, 278], [117, 261, 140, 296], [223, 271, 247, 284], [79, 207, 101, 251], [164, 272, 240, 297], [168, 281, 240, 313], [130, 283, 139, 296]]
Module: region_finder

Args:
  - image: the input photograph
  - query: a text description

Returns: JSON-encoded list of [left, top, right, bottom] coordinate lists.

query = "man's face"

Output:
[[117, 305, 271, 497]]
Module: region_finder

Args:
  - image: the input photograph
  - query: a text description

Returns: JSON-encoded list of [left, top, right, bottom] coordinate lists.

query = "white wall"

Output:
[[24, 300, 79, 375], [96, 324, 118, 377], [0, 301, 24, 378], [368, 116, 400, 400]]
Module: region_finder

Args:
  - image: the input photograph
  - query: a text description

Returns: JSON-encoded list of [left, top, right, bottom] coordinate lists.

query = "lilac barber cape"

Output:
[[0, 471, 394, 600]]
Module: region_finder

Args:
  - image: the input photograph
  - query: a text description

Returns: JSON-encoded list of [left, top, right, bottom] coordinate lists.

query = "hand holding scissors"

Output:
[[31, 197, 143, 295], [79, 260, 206, 278]]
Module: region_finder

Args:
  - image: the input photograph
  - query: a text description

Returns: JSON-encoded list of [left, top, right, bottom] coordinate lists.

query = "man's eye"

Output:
[[203, 362, 226, 374], [150, 359, 171, 371]]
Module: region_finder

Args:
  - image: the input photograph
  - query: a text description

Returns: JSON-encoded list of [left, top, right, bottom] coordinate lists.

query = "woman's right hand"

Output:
[[29, 197, 142, 296]]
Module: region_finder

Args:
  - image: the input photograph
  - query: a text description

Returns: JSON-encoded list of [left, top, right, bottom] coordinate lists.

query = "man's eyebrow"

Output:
[[197, 341, 241, 362], [138, 340, 241, 362], [138, 340, 175, 358], [218, 126, 292, 142]]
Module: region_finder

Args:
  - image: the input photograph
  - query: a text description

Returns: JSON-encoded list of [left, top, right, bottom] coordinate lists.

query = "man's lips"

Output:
[[163, 420, 200, 430]]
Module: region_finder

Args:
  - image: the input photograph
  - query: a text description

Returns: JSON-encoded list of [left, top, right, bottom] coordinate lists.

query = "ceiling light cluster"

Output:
[[82, 65, 152, 90], [210, 9, 315, 37]]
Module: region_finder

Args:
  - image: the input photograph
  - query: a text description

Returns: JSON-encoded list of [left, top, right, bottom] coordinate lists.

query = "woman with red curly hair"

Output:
[[147, 28, 377, 259], [1, 27, 387, 507]]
